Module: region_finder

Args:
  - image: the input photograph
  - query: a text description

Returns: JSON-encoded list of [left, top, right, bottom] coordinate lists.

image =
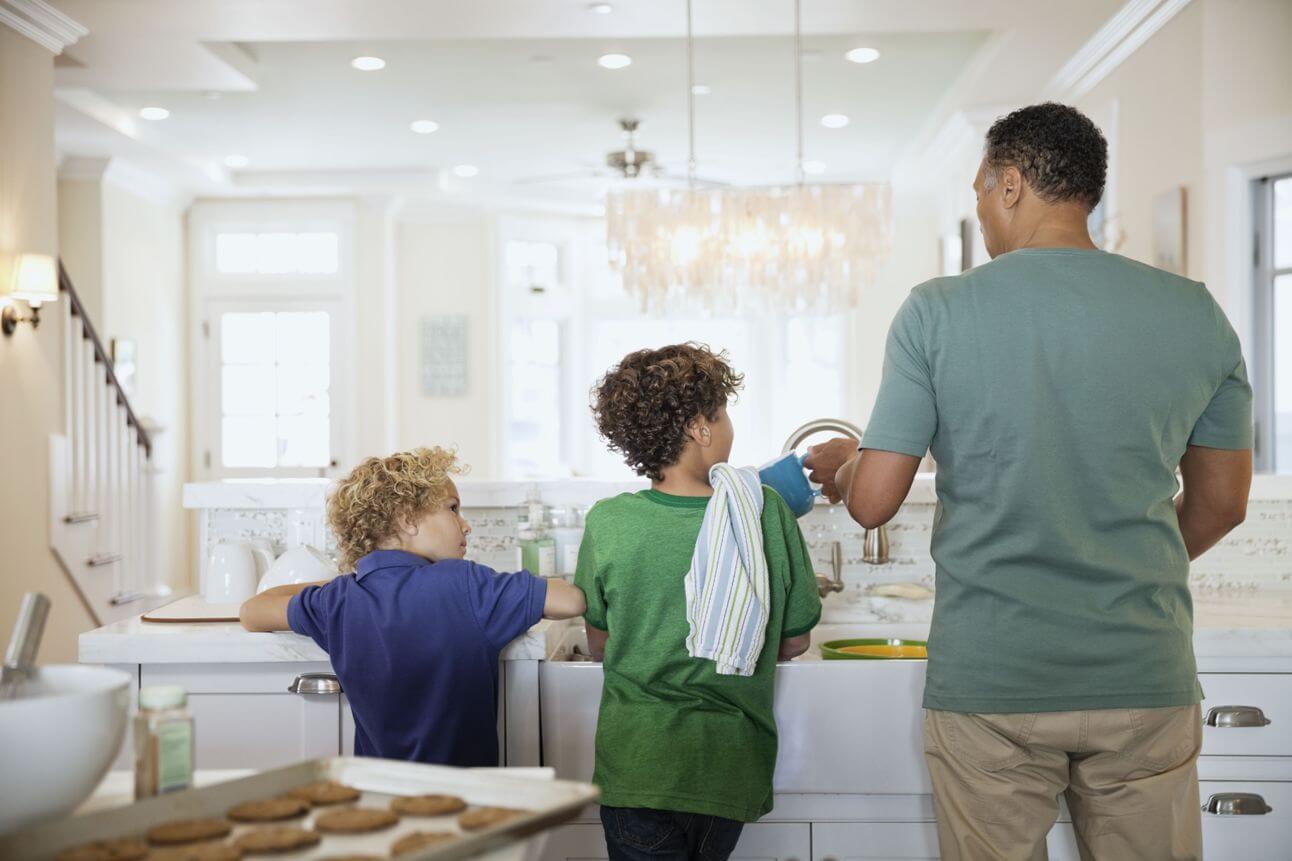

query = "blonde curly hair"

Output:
[[327, 447, 467, 571]]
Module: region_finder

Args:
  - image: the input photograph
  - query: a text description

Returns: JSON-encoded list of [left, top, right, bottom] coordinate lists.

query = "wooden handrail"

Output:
[[58, 260, 152, 456]]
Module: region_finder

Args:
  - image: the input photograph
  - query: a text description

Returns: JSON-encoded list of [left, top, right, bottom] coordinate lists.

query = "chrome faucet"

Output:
[[782, 417, 890, 566], [816, 540, 845, 598]]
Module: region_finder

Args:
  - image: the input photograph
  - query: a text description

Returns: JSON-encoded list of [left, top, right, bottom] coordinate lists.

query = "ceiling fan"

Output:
[[514, 118, 721, 187]]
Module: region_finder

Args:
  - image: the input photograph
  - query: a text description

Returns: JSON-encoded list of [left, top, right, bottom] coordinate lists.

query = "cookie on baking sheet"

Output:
[[232, 826, 320, 855], [390, 832, 458, 856], [147, 841, 245, 861], [286, 779, 361, 806], [456, 807, 526, 830], [317, 857, 385, 861], [146, 819, 234, 846], [312, 807, 400, 834], [389, 794, 468, 817], [226, 796, 310, 822], [55, 835, 149, 861]]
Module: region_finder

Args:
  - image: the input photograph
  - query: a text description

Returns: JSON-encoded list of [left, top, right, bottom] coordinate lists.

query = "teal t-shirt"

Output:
[[863, 248, 1253, 714], [575, 488, 821, 821]]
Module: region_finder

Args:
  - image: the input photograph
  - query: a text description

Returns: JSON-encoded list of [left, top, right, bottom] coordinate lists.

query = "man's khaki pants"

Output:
[[923, 705, 1203, 861]]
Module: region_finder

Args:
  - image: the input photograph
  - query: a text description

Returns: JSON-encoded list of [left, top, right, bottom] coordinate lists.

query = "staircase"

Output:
[[49, 262, 168, 625]]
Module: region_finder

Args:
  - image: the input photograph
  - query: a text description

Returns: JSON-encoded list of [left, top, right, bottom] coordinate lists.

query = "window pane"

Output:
[[216, 233, 259, 274], [222, 365, 275, 416], [276, 311, 330, 364], [277, 364, 330, 416], [1275, 178, 1292, 270], [298, 233, 340, 274], [222, 417, 277, 467], [215, 232, 340, 275], [277, 415, 330, 467], [506, 241, 560, 291], [1275, 274, 1292, 471], [221, 312, 275, 363]]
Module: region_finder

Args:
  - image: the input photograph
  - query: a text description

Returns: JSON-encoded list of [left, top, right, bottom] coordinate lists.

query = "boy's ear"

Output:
[[686, 417, 713, 448]]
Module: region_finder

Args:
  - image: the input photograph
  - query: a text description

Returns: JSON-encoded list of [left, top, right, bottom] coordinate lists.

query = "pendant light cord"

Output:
[[794, 0, 804, 185], [686, 0, 697, 188]]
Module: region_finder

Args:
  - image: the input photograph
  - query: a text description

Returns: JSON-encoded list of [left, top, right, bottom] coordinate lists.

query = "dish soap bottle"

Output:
[[134, 685, 194, 798], [519, 489, 556, 578]]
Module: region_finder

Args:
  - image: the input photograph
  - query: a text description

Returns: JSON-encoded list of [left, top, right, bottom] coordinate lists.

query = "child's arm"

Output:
[[239, 582, 327, 632], [543, 578, 587, 620], [778, 633, 811, 661], [586, 625, 608, 662]]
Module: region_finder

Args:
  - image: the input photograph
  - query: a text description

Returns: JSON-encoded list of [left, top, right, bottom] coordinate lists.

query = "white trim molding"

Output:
[[0, 0, 86, 55], [1046, 0, 1193, 102]]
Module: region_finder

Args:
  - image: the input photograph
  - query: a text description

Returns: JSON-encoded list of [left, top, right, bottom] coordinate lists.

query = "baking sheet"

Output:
[[141, 595, 241, 623], [0, 757, 599, 861]]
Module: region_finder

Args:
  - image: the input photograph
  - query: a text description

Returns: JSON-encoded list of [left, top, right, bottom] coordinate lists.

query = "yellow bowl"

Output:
[[821, 638, 928, 660]]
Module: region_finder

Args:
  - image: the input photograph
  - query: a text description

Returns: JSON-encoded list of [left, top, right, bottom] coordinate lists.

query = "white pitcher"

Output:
[[205, 541, 274, 604]]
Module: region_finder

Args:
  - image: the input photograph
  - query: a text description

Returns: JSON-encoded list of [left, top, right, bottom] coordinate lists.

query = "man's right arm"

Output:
[[1176, 445, 1252, 559]]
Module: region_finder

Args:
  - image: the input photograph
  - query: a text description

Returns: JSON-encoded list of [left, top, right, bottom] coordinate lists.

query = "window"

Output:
[[190, 202, 355, 479], [219, 310, 332, 469], [215, 232, 339, 275], [1255, 175, 1292, 472]]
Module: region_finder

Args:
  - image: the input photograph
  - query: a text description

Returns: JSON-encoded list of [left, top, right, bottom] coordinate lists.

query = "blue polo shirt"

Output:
[[287, 549, 547, 766]]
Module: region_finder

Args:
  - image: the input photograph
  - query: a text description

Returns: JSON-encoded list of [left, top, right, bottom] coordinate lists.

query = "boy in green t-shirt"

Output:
[[575, 342, 822, 860]]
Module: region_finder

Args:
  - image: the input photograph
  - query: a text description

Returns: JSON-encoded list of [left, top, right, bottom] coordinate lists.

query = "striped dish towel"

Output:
[[683, 463, 770, 676]]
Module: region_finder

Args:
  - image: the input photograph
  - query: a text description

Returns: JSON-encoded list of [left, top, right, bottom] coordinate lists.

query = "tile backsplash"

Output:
[[197, 492, 1292, 623]]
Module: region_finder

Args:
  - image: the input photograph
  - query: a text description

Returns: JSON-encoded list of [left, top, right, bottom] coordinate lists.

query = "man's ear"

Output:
[[1001, 165, 1023, 210]]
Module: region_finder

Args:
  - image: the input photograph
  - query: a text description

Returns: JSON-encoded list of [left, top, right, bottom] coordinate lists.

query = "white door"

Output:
[[142, 664, 341, 769]]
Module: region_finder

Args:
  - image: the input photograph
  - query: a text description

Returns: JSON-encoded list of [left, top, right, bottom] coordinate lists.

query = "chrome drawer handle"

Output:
[[1203, 793, 1273, 816], [1205, 705, 1272, 728], [288, 672, 342, 695]]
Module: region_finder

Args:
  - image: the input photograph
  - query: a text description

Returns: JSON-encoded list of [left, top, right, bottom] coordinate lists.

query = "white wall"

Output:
[[394, 210, 500, 477], [0, 27, 96, 663]]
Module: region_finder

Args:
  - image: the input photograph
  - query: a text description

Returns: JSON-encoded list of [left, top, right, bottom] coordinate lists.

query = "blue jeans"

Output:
[[599, 806, 745, 861]]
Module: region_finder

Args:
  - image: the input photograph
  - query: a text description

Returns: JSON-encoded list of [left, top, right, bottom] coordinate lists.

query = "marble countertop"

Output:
[[79, 616, 560, 665], [82, 593, 1292, 672]]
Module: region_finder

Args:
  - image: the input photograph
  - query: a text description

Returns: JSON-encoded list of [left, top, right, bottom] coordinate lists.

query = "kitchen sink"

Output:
[[540, 622, 934, 794]]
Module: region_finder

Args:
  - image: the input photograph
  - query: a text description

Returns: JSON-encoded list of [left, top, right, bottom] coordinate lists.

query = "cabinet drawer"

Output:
[[541, 822, 810, 861], [1199, 780, 1290, 860], [1199, 674, 1291, 756], [811, 821, 940, 860]]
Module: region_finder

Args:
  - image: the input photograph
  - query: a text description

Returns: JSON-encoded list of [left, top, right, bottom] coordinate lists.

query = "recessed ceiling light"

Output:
[[139, 106, 170, 121], [350, 56, 386, 71], [453, 164, 479, 178], [223, 154, 250, 168], [802, 160, 827, 175], [691, 84, 711, 95], [597, 53, 632, 70], [845, 47, 881, 64], [588, 2, 613, 13], [820, 113, 850, 129], [410, 120, 440, 134]]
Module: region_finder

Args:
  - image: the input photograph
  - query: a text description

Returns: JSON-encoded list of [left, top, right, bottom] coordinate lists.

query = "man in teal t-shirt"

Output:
[[808, 104, 1252, 861], [579, 343, 821, 860]]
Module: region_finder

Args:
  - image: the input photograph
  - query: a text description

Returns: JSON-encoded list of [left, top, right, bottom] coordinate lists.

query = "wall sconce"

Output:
[[1, 254, 59, 337]]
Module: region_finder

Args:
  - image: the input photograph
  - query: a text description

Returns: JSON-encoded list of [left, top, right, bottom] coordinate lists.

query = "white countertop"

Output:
[[81, 592, 1292, 671], [79, 614, 561, 665]]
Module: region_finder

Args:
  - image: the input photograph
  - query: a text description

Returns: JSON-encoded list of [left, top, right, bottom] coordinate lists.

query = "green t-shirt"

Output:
[[575, 487, 821, 822], [864, 248, 1253, 714]]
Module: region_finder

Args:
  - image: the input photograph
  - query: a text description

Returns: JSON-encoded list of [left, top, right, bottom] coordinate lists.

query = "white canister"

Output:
[[204, 541, 271, 604]]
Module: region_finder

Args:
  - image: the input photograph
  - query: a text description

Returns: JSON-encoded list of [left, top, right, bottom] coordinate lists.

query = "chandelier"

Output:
[[606, 0, 894, 313]]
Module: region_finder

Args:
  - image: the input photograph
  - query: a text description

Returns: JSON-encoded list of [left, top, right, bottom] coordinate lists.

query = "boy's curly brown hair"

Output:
[[592, 342, 744, 481], [327, 447, 467, 571]]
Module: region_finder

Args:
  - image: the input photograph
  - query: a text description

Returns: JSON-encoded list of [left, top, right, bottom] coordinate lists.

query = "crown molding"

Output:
[[0, 0, 86, 55], [1046, 0, 1193, 102]]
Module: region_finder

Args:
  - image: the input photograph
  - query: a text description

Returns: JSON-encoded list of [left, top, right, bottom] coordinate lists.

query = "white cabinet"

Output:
[[1199, 674, 1291, 756], [141, 663, 341, 770], [810, 822, 940, 860], [542, 822, 810, 861], [1200, 780, 1290, 859]]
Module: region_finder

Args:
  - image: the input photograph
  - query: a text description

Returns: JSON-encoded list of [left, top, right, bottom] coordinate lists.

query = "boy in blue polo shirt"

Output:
[[240, 446, 585, 765]]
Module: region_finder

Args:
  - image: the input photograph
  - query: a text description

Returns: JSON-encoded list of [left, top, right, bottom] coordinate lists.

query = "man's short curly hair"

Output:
[[327, 446, 466, 571], [984, 102, 1107, 210], [592, 343, 744, 481]]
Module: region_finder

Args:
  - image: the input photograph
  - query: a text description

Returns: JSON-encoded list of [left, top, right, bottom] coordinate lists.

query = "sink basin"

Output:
[[0, 664, 132, 832]]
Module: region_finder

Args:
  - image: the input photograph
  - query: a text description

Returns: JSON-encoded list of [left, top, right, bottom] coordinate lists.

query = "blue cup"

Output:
[[758, 451, 821, 518]]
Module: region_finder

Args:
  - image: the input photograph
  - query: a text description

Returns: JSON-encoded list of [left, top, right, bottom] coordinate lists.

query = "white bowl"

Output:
[[0, 664, 131, 833], [257, 544, 339, 594]]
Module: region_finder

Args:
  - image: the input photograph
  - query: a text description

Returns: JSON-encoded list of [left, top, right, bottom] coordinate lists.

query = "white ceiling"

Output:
[[47, 0, 1126, 202]]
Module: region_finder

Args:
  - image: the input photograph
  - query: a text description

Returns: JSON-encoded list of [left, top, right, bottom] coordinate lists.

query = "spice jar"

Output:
[[133, 685, 194, 799]]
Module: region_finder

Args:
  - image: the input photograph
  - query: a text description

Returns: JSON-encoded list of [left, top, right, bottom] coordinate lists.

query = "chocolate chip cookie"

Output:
[[232, 826, 320, 855], [389, 794, 468, 817], [146, 820, 233, 846], [390, 832, 458, 856], [55, 836, 149, 861], [286, 780, 362, 806], [313, 807, 400, 834], [457, 807, 525, 830], [226, 797, 310, 823]]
